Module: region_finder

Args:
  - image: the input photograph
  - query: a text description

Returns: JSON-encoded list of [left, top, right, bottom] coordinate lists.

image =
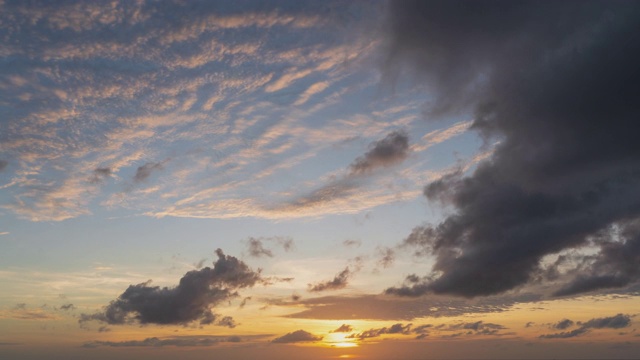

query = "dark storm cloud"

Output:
[[384, 0, 640, 298], [331, 324, 353, 333], [79, 249, 262, 326], [134, 162, 164, 182], [82, 335, 248, 348], [348, 130, 409, 175], [272, 330, 322, 343], [554, 220, 640, 296], [0, 160, 7, 172], [540, 314, 631, 339], [308, 267, 352, 292]]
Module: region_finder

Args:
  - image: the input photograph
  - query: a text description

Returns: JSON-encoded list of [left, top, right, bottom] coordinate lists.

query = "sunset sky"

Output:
[[1, 1, 640, 359]]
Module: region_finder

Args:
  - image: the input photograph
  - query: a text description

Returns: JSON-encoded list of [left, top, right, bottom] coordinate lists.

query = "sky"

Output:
[[1, 1, 640, 359]]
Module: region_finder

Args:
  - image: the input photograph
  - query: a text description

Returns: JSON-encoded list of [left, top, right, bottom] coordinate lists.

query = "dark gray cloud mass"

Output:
[[384, 0, 640, 298], [348, 130, 409, 175], [80, 249, 262, 326], [540, 314, 631, 339]]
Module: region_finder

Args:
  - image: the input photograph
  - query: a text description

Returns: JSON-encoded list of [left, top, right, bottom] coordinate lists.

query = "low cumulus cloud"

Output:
[[348, 323, 412, 340], [79, 249, 262, 327], [272, 330, 322, 343], [437, 321, 507, 336], [553, 319, 574, 330], [331, 324, 353, 333], [384, 0, 640, 298], [540, 314, 631, 339], [308, 267, 352, 292], [83, 335, 244, 348]]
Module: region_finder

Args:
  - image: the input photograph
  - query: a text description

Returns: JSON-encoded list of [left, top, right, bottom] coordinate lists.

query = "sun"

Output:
[[323, 333, 359, 348]]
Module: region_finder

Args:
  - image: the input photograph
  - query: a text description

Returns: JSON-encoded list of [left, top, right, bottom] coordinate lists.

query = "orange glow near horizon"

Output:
[[323, 333, 359, 348]]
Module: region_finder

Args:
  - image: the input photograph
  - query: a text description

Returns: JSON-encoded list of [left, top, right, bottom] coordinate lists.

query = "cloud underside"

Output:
[[540, 314, 631, 339], [385, 0, 640, 298], [82, 335, 251, 348], [272, 330, 322, 343], [282, 293, 539, 321], [80, 249, 262, 326]]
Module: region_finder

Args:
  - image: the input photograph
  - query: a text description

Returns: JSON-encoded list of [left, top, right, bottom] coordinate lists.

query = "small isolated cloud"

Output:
[[246, 237, 273, 258], [553, 319, 574, 330], [83, 335, 245, 348], [540, 314, 631, 339], [582, 314, 632, 329], [239, 297, 251, 309], [440, 321, 507, 336], [272, 330, 322, 344], [59, 303, 75, 311], [89, 167, 111, 184], [376, 246, 395, 269], [308, 267, 352, 292], [348, 130, 409, 175], [134, 162, 164, 182], [79, 249, 262, 326], [331, 324, 353, 333], [244, 236, 295, 258], [539, 328, 589, 339], [342, 239, 361, 248], [0, 160, 8, 172], [349, 323, 412, 340]]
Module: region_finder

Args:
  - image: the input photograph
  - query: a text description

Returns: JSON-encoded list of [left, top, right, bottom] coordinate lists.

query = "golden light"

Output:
[[323, 332, 359, 348]]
